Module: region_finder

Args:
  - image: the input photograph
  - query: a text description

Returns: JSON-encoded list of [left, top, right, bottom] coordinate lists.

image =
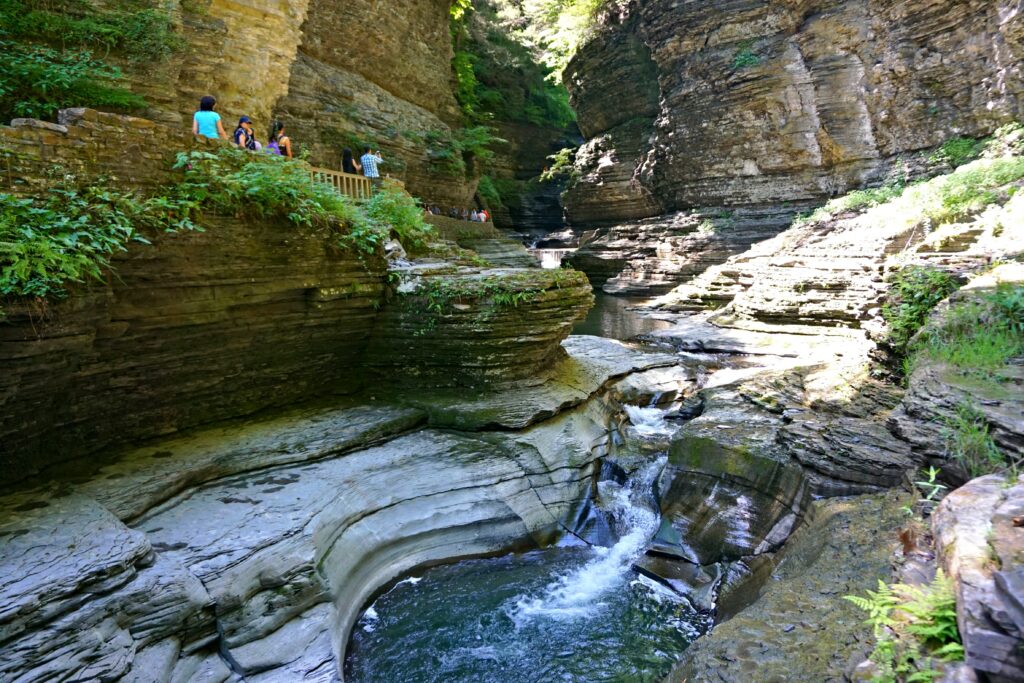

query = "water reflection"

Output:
[[573, 293, 672, 341]]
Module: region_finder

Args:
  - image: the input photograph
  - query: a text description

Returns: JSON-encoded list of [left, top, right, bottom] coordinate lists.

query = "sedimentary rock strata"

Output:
[[0, 337, 677, 682], [562, 0, 1023, 291]]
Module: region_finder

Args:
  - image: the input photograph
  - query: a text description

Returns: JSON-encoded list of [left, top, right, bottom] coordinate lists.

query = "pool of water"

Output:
[[345, 457, 710, 683], [572, 293, 673, 341], [345, 548, 709, 683]]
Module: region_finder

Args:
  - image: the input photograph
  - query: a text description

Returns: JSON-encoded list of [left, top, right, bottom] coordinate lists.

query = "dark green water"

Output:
[[572, 293, 672, 341], [345, 546, 710, 683]]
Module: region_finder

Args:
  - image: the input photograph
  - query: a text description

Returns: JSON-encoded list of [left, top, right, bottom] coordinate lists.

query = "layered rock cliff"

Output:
[[562, 0, 1023, 292]]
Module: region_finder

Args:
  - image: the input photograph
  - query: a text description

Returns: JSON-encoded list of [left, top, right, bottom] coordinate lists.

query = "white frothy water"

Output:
[[510, 456, 666, 623], [624, 405, 675, 437]]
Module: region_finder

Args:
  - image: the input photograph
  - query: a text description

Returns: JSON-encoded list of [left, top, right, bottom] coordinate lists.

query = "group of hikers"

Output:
[[191, 95, 487, 218], [425, 205, 491, 223], [192, 96, 294, 158], [192, 95, 387, 186]]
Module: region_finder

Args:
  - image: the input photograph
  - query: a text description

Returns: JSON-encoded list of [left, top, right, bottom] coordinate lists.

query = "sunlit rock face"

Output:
[[563, 0, 1023, 291]]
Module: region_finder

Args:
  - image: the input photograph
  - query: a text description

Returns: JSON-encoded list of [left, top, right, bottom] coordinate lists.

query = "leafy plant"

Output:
[[0, 185, 199, 306], [0, 40, 146, 121], [540, 147, 580, 184], [930, 137, 984, 169], [944, 402, 1009, 478], [732, 41, 761, 70], [845, 571, 964, 683], [882, 266, 961, 363], [912, 284, 1024, 379], [476, 174, 503, 209], [363, 183, 434, 253], [0, 0, 182, 121]]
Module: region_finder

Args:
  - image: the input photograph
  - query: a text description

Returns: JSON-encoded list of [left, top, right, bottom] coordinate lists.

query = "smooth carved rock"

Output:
[[933, 474, 1024, 683], [652, 382, 811, 567], [394, 335, 681, 430]]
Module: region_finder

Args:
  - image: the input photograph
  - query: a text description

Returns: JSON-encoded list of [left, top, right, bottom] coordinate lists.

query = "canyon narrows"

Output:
[[1, 1, 1023, 682]]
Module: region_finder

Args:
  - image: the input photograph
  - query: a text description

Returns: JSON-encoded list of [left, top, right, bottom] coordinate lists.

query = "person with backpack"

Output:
[[192, 96, 228, 140], [233, 116, 257, 151], [267, 121, 293, 158]]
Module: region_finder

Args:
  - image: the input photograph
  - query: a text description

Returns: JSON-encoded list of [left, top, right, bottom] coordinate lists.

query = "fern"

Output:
[[845, 571, 963, 682]]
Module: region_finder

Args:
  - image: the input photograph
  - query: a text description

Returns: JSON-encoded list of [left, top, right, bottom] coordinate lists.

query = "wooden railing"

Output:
[[310, 167, 406, 200], [310, 167, 371, 199]]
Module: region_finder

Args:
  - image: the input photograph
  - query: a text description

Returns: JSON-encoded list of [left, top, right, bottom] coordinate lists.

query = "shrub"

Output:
[[363, 183, 433, 253], [944, 403, 1008, 478], [882, 266, 961, 362], [729, 43, 761, 69], [0, 0, 182, 121], [0, 40, 146, 121], [845, 571, 963, 682], [930, 137, 984, 168], [914, 284, 1024, 377], [540, 147, 580, 184], [476, 174, 503, 209], [0, 186, 199, 304]]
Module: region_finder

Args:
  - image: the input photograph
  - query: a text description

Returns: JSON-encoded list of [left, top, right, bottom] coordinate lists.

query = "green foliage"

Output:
[[0, 0, 182, 121], [0, 40, 146, 121], [930, 137, 984, 168], [515, 0, 609, 76], [798, 183, 907, 225], [882, 266, 961, 362], [922, 157, 1024, 225], [452, 1, 576, 128], [845, 571, 963, 683], [363, 184, 433, 253], [173, 149, 362, 231], [943, 403, 1007, 478], [0, 0, 183, 63], [914, 284, 1024, 377], [423, 126, 506, 177], [476, 174, 503, 208], [732, 41, 761, 70], [540, 146, 580, 184], [403, 267, 584, 335], [0, 185, 199, 304]]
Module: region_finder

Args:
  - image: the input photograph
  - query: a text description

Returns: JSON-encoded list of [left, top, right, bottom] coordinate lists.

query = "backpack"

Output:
[[266, 140, 281, 155]]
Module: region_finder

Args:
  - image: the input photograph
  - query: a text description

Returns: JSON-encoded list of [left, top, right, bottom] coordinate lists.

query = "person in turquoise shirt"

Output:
[[192, 95, 227, 140]]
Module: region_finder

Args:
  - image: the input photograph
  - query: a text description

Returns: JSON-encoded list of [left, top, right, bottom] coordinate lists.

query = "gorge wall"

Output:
[[563, 0, 1023, 292]]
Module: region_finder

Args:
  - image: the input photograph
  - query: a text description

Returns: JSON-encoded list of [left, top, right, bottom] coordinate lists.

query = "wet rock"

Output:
[[932, 473, 1024, 682], [668, 491, 910, 683], [654, 384, 811, 567]]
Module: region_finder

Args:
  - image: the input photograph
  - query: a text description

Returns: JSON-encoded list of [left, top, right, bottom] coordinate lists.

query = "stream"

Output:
[[345, 392, 712, 682]]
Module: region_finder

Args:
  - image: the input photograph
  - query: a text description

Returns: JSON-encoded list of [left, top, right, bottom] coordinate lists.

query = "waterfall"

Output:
[[509, 455, 666, 623], [528, 248, 576, 269]]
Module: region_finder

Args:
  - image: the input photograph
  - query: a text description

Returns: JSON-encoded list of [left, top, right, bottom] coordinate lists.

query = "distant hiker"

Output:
[[267, 121, 293, 158], [342, 148, 361, 175], [233, 116, 257, 151], [192, 95, 227, 140], [480, 209, 489, 222], [470, 209, 480, 222], [360, 147, 383, 190]]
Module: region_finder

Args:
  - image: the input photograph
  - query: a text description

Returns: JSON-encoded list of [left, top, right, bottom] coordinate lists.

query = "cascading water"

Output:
[[510, 455, 666, 622], [346, 409, 710, 683]]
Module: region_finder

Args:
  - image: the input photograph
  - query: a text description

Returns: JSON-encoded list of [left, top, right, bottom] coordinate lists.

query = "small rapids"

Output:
[[510, 456, 665, 622]]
